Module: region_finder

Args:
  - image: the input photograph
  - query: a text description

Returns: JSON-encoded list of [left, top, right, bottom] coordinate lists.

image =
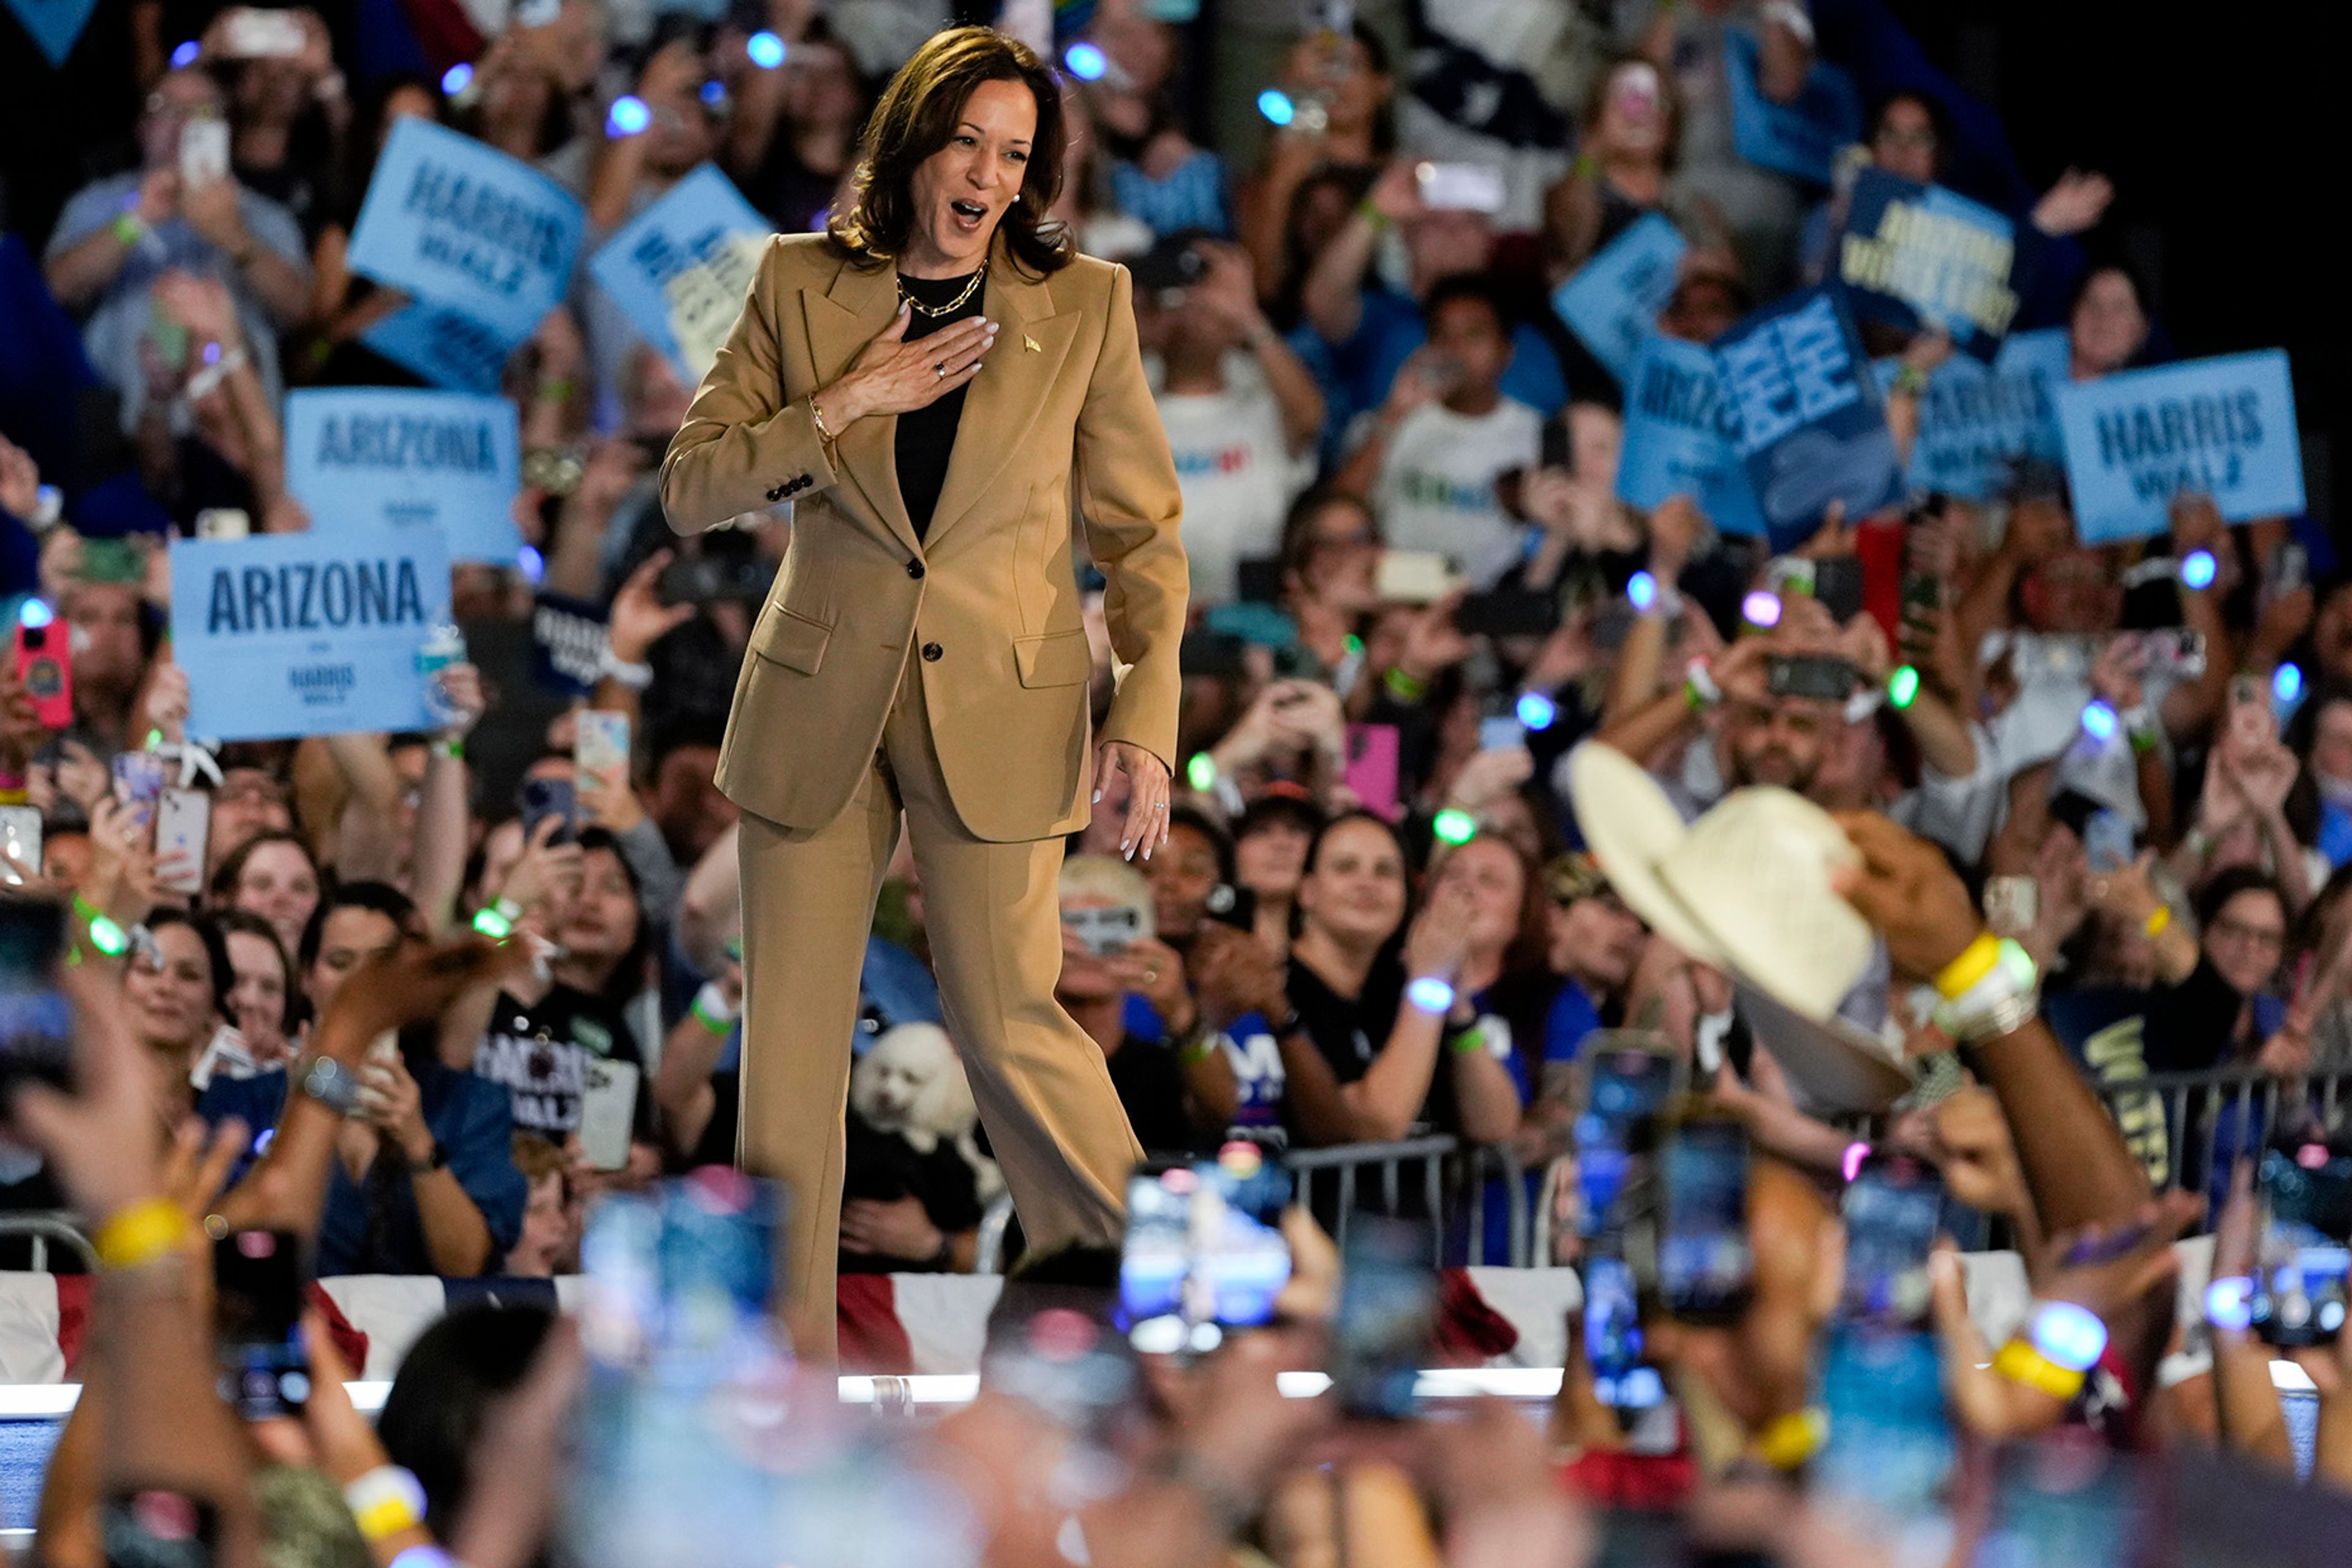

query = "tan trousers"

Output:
[[736, 659, 1143, 1355]]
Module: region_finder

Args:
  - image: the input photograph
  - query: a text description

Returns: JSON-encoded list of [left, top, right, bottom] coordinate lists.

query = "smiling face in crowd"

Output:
[[907, 77, 1036, 273], [2204, 886, 2289, 998], [1296, 816, 1409, 953], [225, 927, 293, 1065], [126, 922, 217, 1061], [235, 839, 322, 962], [306, 905, 402, 1019]]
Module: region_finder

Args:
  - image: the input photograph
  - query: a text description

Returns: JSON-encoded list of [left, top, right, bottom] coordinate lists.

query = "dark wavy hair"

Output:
[[827, 26, 1072, 276]]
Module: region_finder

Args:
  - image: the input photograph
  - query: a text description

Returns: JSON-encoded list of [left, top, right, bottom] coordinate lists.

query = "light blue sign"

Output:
[[2056, 349, 2305, 543], [1713, 288, 1902, 552], [360, 303, 510, 394], [172, 528, 451, 741], [284, 388, 522, 564], [6, 0, 99, 66], [1550, 213, 1686, 385], [1616, 335, 1766, 538], [347, 118, 584, 344], [588, 164, 772, 383], [1722, 27, 1863, 186], [1890, 328, 2070, 500]]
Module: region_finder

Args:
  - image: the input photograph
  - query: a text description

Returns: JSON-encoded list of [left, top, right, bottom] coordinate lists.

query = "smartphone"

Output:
[[0, 804, 42, 884], [1343, 723, 1400, 820], [213, 1229, 310, 1419], [1583, 1251, 1664, 1409], [1478, 715, 1525, 752], [576, 709, 631, 785], [0, 896, 74, 1093], [1178, 629, 1248, 679], [1329, 1216, 1438, 1421], [1195, 1141, 1292, 1329], [1589, 599, 1637, 654], [2250, 1140, 2352, 1347], [1983, 873, 2038, 938], [1973, 1435, 2143, 1568], [579, 1058, 641, 1172], [1204, 881, 1259, 934], [657, 554, 769, 605], [1658, 1115, 1753, 1324], [1766, 652, 1861, 703], [156, 788, 211, 896], [178, 118, 230, 188], [100, 1491, 221, 1568], [1454, 589, 1560, 638], [1063, 903, 1145, 957], [2140, 626, 2206, 681], [520, 775, 577, 844], [1414, 160, 1507, 214], [113, 751, 169, 836], [1573, 1039, 1680, 1240], [1540, 416, 1572, 473], [222, 7, 308, 56], [13, 616, 73, 729], [194, 508, 251, 541], [1814, 1325, 1954, 1534], [1374, 549, 1457, 605], [1811, 556, 1865, 624], [1839, 1153, 1943, 1329], [1119, 1162, 1195, 1344], [2268, 540, 2310, 597], [2082, 809, 2133, 876]]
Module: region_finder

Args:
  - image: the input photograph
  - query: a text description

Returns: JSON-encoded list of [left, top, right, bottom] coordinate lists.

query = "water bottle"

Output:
[[416, 621, 467, 726]]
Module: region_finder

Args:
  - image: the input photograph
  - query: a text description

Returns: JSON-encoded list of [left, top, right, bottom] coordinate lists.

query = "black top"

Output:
[[892, 268, 987, 540], [1105, 1032, 1214, 1157], [1287, 956, 1460, 1138]]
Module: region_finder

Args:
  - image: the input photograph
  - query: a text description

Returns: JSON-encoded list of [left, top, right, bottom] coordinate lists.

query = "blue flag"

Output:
[[172, 528, 452, 741], [1836, 169, 2018, 361], [284, 388, 522, 564], [4, 0, 98, 66], [1721, 28, 1862, 186], [1615, 334, 1766, 538], [1550, 213, 1686, 386], [1891, 328, 2069, 500], [347, 118, 584, 348], [589, 164, 773, 383], [2056, 350, 2305, 543], [1713, 288, 1904, 552]]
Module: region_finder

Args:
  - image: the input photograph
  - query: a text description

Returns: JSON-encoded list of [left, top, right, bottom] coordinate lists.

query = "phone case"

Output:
[[112, 751, 168, 832], [578, 1058, 640, 1171], [1343, 723, 1401, 820], [1374, 550, 1457, 605], [178, 118, 230, 186], [576, 710, 631, 780], [13, 625, 73, 730], [154, 788, 211, 894], [0, 804, 42, 883]]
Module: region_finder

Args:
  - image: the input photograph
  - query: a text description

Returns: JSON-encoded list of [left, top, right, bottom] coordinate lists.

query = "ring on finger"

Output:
[[934, 361, 946, 379]]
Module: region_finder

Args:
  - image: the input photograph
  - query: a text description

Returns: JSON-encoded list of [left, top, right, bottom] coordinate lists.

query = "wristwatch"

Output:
[[406, 1140, 448, 1176], [300, 1056, 363, 1115]]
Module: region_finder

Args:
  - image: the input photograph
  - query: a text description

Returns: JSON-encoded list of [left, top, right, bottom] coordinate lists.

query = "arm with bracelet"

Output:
[[655, 978, 741, 1161]]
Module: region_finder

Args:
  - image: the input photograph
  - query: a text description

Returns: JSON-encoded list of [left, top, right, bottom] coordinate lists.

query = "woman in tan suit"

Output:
[[660, 26, 1187, 1347]]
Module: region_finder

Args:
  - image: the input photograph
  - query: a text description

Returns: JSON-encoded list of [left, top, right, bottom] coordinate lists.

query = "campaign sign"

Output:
[[347, 118, 585, 345], [1721, 27, 1863, 186], [1550, 213, 1687, 385], [2055, 350, 2305, 542], [285, 389, 522, 564], [1615, 334, 1766, 538], [360, 303, 510, 394], [533, 590, 607, 696], [172, 529, 451, 740], [589, 165, 773, 383], [6, 0, 100, 66], [1894, 327, 2069, 499], [1713, 288, 1903, 552], [1836, 169, 2018, 360]]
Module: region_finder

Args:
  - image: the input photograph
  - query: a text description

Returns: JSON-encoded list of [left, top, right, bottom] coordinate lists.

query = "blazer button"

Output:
[[906, 559, 925, 579], [765, 483, 786, 502], [921, 641, 944, 662]]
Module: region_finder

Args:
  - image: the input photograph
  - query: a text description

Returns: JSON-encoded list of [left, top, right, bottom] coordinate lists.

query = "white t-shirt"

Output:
[[1373, 397, 1542, 588], [1150, 352, 1313, 605]]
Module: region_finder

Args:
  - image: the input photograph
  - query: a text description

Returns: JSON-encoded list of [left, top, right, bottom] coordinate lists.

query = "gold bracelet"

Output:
[[92, 1197, 189, 1271], [809, 392, 839, 449]]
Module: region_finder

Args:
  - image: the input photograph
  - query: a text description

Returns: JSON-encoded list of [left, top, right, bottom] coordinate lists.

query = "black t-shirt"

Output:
[[1104, 1032, 1212, 1157], [472, 984, 646, 1139], [1287, 956, 1460, 1138], [892, 268, 984, 539], [840, 1108, 984, 1273]]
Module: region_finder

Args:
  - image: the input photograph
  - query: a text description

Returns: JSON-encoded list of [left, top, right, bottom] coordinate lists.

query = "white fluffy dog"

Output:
[[849, 1023, 1001, 1201]]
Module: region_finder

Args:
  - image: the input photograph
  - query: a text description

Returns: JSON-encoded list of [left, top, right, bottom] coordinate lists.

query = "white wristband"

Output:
[[597, 644, 655, 691]]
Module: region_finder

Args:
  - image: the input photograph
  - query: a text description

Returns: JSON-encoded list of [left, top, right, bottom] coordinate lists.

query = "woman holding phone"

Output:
[[661, 26, 1187, 1348]]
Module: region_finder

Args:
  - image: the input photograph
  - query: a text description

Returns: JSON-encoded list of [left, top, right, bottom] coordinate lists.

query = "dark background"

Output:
[[1882, 0, 2344, 527]]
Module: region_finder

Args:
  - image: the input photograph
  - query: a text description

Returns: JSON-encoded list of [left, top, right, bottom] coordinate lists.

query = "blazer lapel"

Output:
[[923, 247, 1079, 550], [801, 260, 921, 558]]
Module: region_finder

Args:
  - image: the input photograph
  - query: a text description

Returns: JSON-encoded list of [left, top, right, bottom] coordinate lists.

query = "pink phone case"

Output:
[[1344, 723, 1401, 821]]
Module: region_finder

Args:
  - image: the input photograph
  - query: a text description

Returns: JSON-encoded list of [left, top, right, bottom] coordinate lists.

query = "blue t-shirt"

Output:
[[198, 1063, 527, 1277]]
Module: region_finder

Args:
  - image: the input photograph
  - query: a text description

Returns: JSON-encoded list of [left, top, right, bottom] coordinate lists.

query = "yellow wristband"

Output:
[[2143, 905, 2171, 938], [92, 1197, 189, 1271], [1992, 1336, 2085, 1402], [1933, 932, 2002, 999], [1748, 1406, 1827, 1471]]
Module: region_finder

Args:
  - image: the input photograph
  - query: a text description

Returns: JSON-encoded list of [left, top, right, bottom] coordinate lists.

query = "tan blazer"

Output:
[[660, 232, 1188, 842]]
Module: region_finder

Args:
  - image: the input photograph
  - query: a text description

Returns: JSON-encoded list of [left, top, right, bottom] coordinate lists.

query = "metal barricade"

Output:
[[2090, 1068, 2352, 1223], [0, 1212, 98, 1273], [1281, 1137, 1531, 1266]]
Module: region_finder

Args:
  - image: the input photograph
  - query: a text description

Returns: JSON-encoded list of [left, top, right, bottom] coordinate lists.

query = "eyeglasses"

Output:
[[2209, 917, 2286, 952]]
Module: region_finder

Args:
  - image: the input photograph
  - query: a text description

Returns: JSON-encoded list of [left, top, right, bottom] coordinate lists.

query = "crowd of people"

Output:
[[5, 0, 2352, 1559]]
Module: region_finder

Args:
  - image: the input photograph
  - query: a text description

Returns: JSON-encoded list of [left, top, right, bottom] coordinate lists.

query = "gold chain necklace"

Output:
[[896, 268, 985, 318]]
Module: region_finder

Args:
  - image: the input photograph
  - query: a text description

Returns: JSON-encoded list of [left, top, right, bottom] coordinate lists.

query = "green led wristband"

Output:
[[471, 906, 512, 938], [1887, 665, 1920, 710], [1384, 666, 1429, 703]]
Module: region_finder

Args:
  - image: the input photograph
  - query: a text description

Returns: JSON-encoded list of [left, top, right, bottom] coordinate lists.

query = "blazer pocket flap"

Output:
[[752, 605, 832, 676], [1014, 629, 1091, 688]]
